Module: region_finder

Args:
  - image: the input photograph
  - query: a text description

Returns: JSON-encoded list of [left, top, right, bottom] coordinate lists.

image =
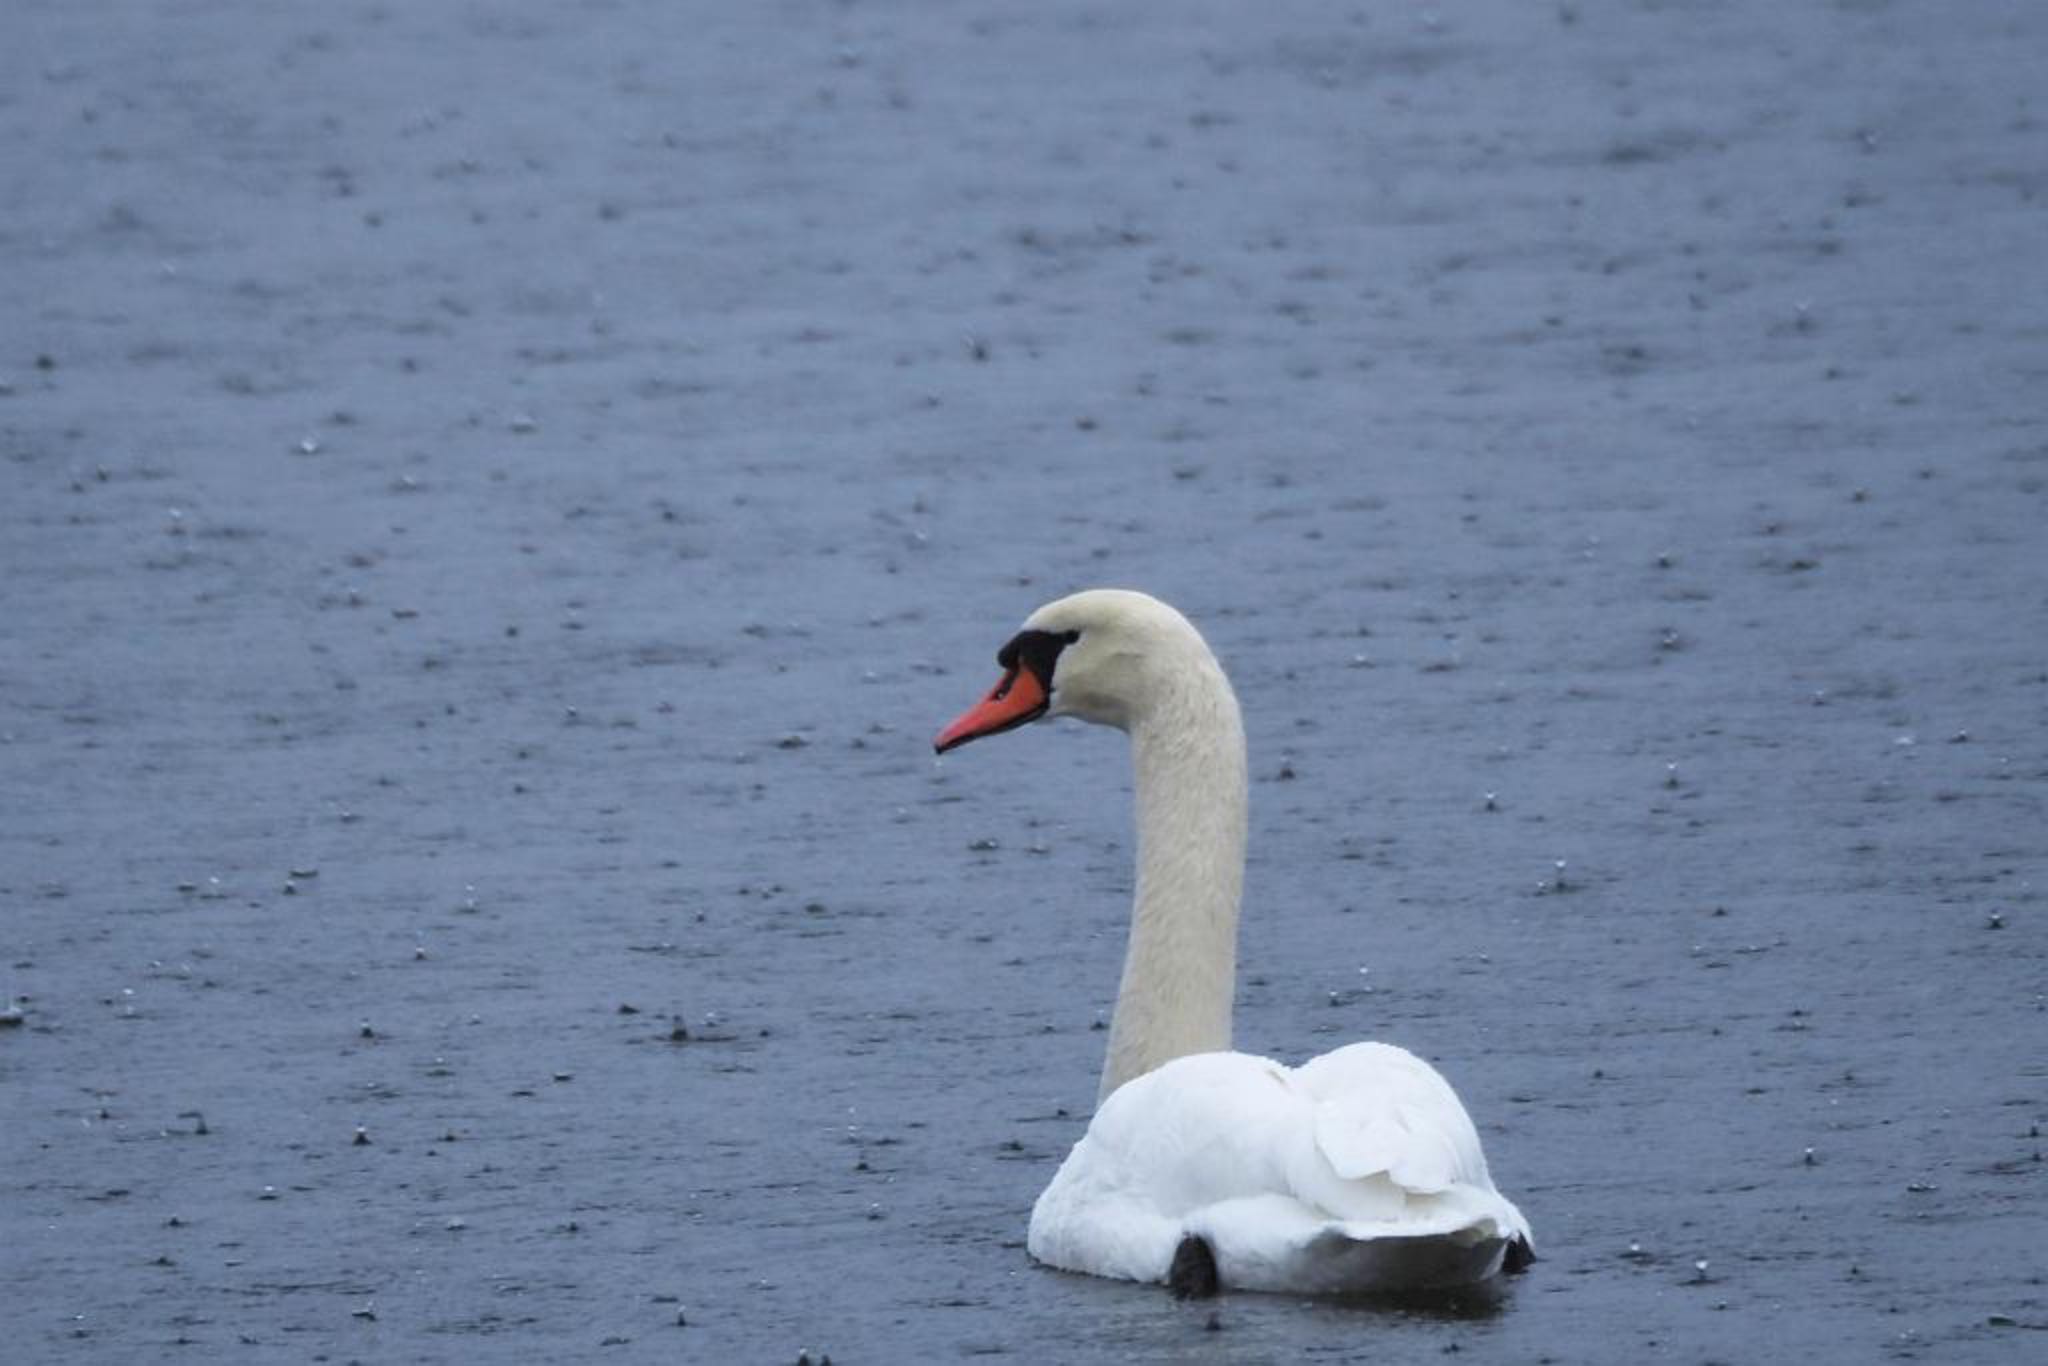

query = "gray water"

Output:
[[3, 1, 2044, 1361]]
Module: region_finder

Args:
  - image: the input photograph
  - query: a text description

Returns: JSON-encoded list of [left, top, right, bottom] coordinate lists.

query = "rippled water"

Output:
[[3, 2, 2043, 1361]]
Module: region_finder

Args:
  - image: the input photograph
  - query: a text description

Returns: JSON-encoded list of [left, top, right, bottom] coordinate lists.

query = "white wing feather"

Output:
[[1028, 1045, 1530, 1294]]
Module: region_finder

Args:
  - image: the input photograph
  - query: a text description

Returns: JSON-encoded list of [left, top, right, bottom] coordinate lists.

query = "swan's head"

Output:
[[933, 589, 1219, 753]]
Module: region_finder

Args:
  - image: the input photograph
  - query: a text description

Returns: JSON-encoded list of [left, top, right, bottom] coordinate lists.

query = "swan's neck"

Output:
[[1099, 661, 1248, 1102]]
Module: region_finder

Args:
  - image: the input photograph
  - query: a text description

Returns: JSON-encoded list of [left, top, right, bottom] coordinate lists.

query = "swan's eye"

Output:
[[998, 627, 1079, 692]]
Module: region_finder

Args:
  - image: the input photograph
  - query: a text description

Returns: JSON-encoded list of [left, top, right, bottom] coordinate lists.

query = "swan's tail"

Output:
[[1173, 1222, 1529, 1298], [1292, 1224, 1519, 1295], [1188, 1193, 1530, 1295]]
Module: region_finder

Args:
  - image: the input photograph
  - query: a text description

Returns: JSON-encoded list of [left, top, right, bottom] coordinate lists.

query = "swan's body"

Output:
[[935, 589, 1531, 1296]]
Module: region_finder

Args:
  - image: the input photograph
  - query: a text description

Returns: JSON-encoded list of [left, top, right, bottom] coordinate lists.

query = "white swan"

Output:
[[934, 589, 1533, 1297]]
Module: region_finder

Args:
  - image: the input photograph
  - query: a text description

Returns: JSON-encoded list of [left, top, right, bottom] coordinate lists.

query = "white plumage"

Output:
[[1029, 1045, 1528, 1293], [937, 589, 1531, 1296]]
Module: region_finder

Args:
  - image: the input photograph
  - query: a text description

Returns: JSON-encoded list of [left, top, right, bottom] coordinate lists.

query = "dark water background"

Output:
[[4, 1, 2044, 1360]]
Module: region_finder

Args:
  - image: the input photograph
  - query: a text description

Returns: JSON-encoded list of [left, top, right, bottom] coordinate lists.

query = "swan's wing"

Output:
[[1285, 1042, 1530, 1248], [1311, 1092, 1462, 1193], [1294, 1042, 1496, 1193]]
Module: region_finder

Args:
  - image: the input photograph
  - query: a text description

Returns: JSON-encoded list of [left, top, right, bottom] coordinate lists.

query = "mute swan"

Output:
[[934, 589, 1533, 1298]]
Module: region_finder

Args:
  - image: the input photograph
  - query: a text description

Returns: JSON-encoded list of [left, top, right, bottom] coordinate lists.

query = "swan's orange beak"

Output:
[[934, 665, 1049, 754]]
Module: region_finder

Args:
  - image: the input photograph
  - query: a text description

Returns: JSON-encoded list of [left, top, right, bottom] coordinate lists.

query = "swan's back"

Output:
[[1027, 1045, 1531, 1295]]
